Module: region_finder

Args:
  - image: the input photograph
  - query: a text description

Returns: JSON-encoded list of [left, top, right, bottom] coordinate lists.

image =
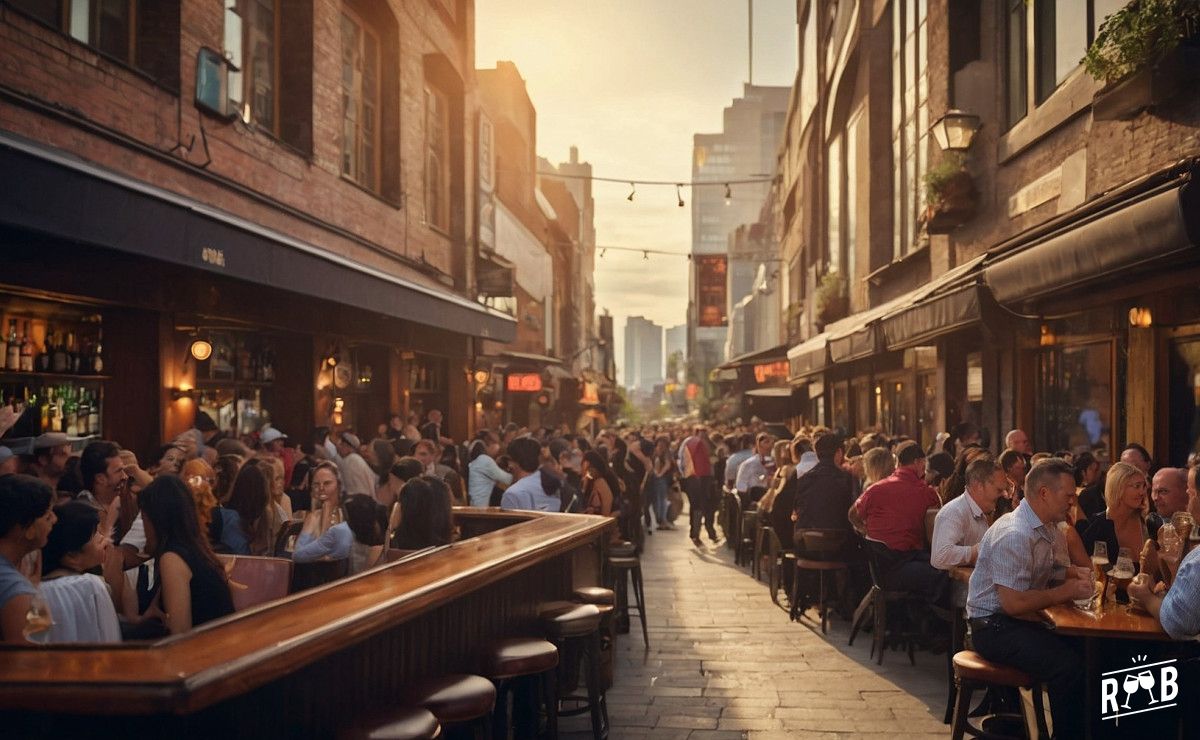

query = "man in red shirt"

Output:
[[678, 425, 718, 546], [850, 440, 949, 605]]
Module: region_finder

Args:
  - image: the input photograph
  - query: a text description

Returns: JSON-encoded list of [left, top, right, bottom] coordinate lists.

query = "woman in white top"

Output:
[[467, 433, 512, 507], [39, 501, 122, 643]]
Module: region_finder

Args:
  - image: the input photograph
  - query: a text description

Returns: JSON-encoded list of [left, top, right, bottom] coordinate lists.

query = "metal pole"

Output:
[[748, 0, 754, 85]]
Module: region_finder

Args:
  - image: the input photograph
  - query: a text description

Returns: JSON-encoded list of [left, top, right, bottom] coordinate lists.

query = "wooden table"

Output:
[[0, 508, 614, 738], [1043, 602, 1181, 739]]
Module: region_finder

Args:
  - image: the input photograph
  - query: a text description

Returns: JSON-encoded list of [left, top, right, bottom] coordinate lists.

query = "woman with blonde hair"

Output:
[[862, 447, 896, 488], [1075, 461, 1149, 567]]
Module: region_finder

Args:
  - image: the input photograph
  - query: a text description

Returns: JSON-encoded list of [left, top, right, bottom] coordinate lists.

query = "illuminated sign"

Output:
[[580, 382, 600, 405], [506, 373, 543, 392], [696, 255, 728, 327], [753, 361, 790, 384]]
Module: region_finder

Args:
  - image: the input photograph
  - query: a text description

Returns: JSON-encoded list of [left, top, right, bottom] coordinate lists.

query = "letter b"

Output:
[[1160, 666, 1179, 702]]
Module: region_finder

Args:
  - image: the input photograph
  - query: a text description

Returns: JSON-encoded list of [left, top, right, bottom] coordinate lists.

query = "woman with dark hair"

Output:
[[609, 437, 642, 541], [213, 454, 244, 505], [439, 443, 463, 478], [581, 449, 622, 519], [1075, 451, 1105, 517], [225, 463, 274, 556], [392, 476, 454, 550], [0, 475, 56, 643], [467, 431, 512, 508], [939, 446, 993, 505], [342, 494, 388, 573], [138, 476, 234, 634], [293, 462, 353, 563], [367, 438, 396, 497], [39, 500, 122, 643], [499, 437, 561, 512]]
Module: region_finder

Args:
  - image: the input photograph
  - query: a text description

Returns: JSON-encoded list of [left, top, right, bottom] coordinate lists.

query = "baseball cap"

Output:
[[260, 427, 288, 445], [33, 432, 78, 449], [339, 431, 362, 449]]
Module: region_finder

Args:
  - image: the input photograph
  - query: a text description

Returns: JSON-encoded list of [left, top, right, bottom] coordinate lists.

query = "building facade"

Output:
[[623, 315, 664, 396], [774, 0, 1200, 465]]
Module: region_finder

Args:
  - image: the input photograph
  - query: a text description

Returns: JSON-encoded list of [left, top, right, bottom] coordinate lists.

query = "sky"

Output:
[[475, 0, 798, 384]]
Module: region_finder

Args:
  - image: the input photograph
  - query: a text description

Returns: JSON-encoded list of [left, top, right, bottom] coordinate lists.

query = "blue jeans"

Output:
[[650, 476, 669, 524]]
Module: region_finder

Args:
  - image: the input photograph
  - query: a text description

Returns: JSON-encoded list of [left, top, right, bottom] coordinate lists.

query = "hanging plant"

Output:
[[815, 272, 848, 326], [1083, 0, 1200, 83], [922, 153, 967, 207]]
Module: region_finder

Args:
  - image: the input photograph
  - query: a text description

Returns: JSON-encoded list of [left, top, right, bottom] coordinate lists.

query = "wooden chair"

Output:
[[765, 527, 794, 606], [291, 557, 350, 592], [950, 651, 1049, 740], [272, 520, 303, 557], [737, 508, 758, 568], [924, 506, 939, 549], [218, 555, 293, 611], [790, 529, 849, 633], [848, 537, 920, 665]]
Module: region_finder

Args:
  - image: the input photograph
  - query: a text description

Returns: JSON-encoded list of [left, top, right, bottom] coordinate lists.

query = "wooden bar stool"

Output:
[[538, 602, 608, 739], [607, 555, 649, 648], [950, 651, 1049, 740], [338, 707, 441, 740], [574, 587, 616, 693], [789, 529, 849, 633], [403, 674, 496, 740], [482, 638, 559, 740]]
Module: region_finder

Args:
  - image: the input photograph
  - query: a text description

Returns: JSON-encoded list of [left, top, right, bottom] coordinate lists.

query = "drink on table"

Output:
[[1171, 511, 1194, 544], [1110, 547, 1136, 603]]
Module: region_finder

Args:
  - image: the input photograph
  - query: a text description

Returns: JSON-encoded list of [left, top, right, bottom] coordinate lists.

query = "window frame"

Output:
[[891, 0, 929, 260], [424, 82, 451, 234], [339, 5, 383, 193]]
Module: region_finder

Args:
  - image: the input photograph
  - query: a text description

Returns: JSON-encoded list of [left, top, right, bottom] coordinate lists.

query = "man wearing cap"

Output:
[[0, 446, 17, 476], [260, 426, 296, 485], [28, 433, 73, 491], [335, 431, 376, 499]]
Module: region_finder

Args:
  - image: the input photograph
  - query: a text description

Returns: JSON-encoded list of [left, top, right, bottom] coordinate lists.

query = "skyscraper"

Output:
[[623, 316, 664, 393]]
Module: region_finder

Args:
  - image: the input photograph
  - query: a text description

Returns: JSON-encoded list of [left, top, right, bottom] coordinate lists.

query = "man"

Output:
[[966, 458, 1095, 740], [500, 437, 559, 512], [413, 439, 447, 478], [791, 433, 855, 539], [78, 441, 127, 539], [678, 425, 718, 546], [931, 458, 1006, 570], [259, 426, 296, 486], [420, 409, 454, 447], [335, 432, 376, 498], [850, 441, 948, 604], [1119, 442, 1152, 475], [998, 448, 1026, 503], [1148, 467, 1188, 534], [763, 437, 813, 538], [1004, 429, 1032, 456], [734, 433, 775, 507], [27, 433, 73, 492], [194, 411, 225, 451], [723, 434, 754, 492], [1128, 536, 1200, 640]]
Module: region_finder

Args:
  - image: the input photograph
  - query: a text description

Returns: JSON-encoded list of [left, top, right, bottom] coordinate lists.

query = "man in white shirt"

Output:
[[931, 457, 1005, 570], [335, 432, 377, 498], [734, 433, 775, 505], [723, 434, 754, 491]]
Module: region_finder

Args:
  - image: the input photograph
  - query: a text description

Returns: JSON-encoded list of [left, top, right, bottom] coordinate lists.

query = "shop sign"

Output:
[[506, 373, 543, 392], [686, 383, 699, 400], [753, 361, 789, 384], [580, 381, 600, 405], [696, 255, 728, 327]]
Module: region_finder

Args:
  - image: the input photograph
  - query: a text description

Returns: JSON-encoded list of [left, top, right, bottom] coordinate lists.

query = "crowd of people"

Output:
[[4, 403, 1200, 737]]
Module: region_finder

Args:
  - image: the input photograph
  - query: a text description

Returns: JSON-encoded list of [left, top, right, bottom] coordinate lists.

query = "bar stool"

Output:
[[403, 674, 496, 740], [607, 555, 649, 648], [338, 707, 441, 740], [789, 529, 849, 633], [950, 651, 1049, 740], [538, 601, 608, 739], [574, 587, 616, 693], [482, 638, 559, 739]]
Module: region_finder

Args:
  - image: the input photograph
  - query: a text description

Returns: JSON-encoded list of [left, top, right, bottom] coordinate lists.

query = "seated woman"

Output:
[[224, 463, 275, 556], [138, 476, 234, 634], [343, 494, 388, 573], [255, 455, 292, 524], [391, 476, 454, 551], [294, 462, 353, 563], [39, 501, 122, 643], [0, 475, 56, 644], [1077, 461, 1149, 568], [181, 458, 222, 548]]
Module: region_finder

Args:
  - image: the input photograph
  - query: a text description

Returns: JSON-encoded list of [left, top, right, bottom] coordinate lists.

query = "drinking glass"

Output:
[[1139, 670, 1157, 704], [23, 591, 53, 643], [1122, 673, 1141, 709], [1171, 511, 1194, 543]]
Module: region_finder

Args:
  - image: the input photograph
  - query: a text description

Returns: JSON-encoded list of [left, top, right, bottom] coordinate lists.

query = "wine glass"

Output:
[[1121, 673, 1141, 709], [1139, 670, 1157, 704], [1171, 511, 1194, 543], [23, 591, 53, 643]]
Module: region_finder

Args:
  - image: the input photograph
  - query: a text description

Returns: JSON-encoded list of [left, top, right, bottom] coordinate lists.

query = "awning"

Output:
[[720, 343, 789, 370], [498, 350, 563, 366], [0, 132, 516, 342], [786, 334, 829, 381], [876, 255, 987, 349], [984, 177, 1200, 304], [744, 387, 792, 398]]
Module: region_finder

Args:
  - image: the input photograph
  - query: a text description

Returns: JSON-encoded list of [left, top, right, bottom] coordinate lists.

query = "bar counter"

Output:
[[0, 508, 615, 738]]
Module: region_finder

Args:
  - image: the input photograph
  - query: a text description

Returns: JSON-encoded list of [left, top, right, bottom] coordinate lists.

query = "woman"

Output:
[[254, 456, 291, 526], [650, 437, 674, 530], [939, 446, 993, 505], [342, 494, 388, 573], [1077, 461, 1150, 568], [861, 447, 896, 488], [225, 463, 274, 556], [581, 449, 621, 523], [467, 432, 512, 508], [39, 501, 122, 643], [293, 462, 353, 563], [0, 475, 56, 644], [1074, 452, 1105, 518], [138, 476, 234, 634], [391, 476, 454, 550], [367, 438, 396, 500], [149, 444, 186, 478], [213, 454, 244, 505]]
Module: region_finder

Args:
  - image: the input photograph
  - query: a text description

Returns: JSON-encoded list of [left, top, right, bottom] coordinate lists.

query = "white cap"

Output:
[[260, 427, 287, 444]]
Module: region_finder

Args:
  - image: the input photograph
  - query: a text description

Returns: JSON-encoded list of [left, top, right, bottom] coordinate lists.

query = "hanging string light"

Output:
[[724, 183, 732, 206], [676, 184, 685, 208], [626, 182, 636, 201]]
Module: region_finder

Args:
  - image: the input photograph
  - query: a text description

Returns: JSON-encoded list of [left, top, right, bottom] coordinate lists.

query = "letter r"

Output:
[[1101, 678, 1120, 714]]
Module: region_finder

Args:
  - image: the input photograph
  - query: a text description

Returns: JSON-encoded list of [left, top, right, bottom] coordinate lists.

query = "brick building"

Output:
[[774, 0, 1200, 464], [0, 0, 515, 452]]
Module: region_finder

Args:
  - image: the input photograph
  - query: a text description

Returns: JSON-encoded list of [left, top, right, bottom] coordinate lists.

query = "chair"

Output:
[[217, 555, 293, 611], [272, 520, 303, 557], [754, 522, 773, 582], [607, 555, 648, 648], [721, 490, 740, 551], [950, 651, 1049, 740], [848, 537, 920, 666], [290, 557, 350, 592], [481, 638, 559, 739], [573, 587, 616, 692], [764, 527, 794, 607], [924, 506, 939, 549], [789, 529, 849, 633]]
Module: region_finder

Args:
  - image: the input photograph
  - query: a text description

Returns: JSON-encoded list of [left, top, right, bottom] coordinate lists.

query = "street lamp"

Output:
[[930, 109, 982, 152]]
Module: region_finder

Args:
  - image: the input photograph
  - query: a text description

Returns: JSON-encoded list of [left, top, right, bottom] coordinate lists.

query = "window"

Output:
[[1035, 0, 1088, 103], [226, 0, 278, 133], [827, 132, 842, 273], [9, 0, 179, 86], [1005, 0, 1028, 128], [892, 0, 929, 259], [340, 8, 381, 191], [799, 6, 817, 126], [425, 84, 450, 232], [1036, 341, 1114, 456]]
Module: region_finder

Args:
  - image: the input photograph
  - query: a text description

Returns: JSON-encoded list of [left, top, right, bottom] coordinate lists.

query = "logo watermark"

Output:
[[1100, 655, 1179, 725]]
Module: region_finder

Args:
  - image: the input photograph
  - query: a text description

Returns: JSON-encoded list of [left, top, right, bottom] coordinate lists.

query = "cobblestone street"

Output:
[[564, 518, 951, 739]]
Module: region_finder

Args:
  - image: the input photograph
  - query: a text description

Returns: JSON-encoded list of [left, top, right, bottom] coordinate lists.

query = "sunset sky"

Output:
[[475, 0, 798, 382]]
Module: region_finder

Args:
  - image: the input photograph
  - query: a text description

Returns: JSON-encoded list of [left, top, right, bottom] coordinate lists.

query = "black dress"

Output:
[[156, 543, 235, 628]]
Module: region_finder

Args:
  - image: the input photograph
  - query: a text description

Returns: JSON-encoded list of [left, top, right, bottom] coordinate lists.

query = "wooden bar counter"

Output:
[[0, 508, 615, 738]]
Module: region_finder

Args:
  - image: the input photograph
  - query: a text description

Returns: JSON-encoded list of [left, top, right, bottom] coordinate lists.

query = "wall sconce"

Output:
[[473, 368, 491, 385], [189, 339, 213, 361], [171, 387, 196, 401], [1129, 307, 1153, 328], [931, 109, 982, 152], [333, 397, 345, 413], [1040, 324, 1057, 346], [358, 364, 373, 387]]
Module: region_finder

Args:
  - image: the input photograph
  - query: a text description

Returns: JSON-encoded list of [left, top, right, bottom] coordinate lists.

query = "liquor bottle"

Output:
[[0, 328, 6, 371], [66, 332, 80, 374], [19, 322, 34, 372], [6, 320, 20, 371], [61, 386, 76, 435], [92, 328, 104, 374], [35, 328, 51, 373], [40, 386, 50, 433], [262, 348, 274, 382], [88, 389, 100, 435], [76, 389, 89, 436], [50, 331, 67, 373], [47, 387, 60, 432]]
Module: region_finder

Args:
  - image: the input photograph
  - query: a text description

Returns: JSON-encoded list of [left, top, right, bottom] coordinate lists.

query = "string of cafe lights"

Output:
[[531, 169, 775, 207]]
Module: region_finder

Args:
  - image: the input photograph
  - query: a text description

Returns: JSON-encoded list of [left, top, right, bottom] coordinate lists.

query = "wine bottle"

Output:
[[88, 389, 99, 435], [7, 320, 21, 371], [35, 328, 51, 373], [19, 322, 34, 372], [92, 328, 104, 374]]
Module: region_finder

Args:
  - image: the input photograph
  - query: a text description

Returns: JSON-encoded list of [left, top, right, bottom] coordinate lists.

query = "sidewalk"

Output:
[[562, 516, 951, 739]]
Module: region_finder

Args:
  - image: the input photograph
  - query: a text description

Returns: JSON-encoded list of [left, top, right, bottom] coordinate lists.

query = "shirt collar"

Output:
[[962, 492, 985, 519], [1015, 498, 1053, 540]]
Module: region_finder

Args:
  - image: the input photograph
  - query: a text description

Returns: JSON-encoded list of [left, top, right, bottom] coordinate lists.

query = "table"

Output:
[[1043, 602, 1180, 739]]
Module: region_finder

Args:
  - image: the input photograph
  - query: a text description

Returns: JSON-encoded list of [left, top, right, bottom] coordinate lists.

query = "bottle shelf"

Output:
[[195, 379, 274, 388], [0, 370, 111, 382]]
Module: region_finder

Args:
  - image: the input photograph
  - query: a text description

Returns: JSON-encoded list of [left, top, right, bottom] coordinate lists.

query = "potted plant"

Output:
[[922, 153, 976, 233], [815, 272, 848, 328], [1086, 0, 1200, 120]]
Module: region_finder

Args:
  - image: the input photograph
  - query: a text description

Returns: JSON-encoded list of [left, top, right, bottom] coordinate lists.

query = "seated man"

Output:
[[1148, 467, 1188, 538], [849, 441, 948, 605], [1129, 539, 1200, 639], [734, 432, 775, 508], [930, 458, 1005, 571], [966, 458, 1093, 740], [791, 433, 855, 542]]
